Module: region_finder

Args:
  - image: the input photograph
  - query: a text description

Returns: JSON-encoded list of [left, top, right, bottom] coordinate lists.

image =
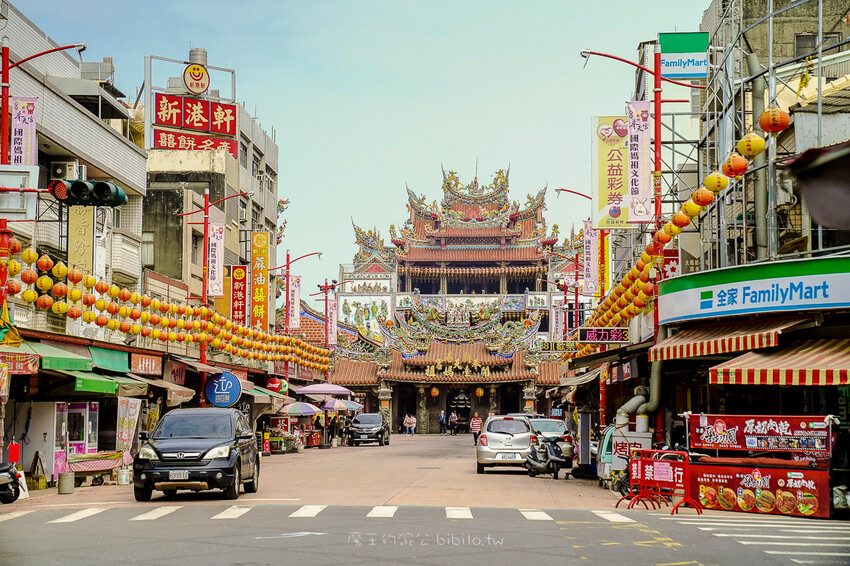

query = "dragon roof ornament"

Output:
[[515, 186, 548, 220], [406, 186, 438, 219], [352, 220, 395, 265], [441, 168, 510, 206]]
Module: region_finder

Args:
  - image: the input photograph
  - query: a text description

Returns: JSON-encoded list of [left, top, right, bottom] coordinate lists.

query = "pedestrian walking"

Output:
[[449, 411, 458, 435], [410, 414, 417, 435], [438, 410, 447, 435], [470, 412, 483, 445], [402, 414, 411, 435]]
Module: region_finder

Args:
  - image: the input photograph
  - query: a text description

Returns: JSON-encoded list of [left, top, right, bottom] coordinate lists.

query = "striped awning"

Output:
[[709, 338, 850, 385], [648, 316, 809, 362]]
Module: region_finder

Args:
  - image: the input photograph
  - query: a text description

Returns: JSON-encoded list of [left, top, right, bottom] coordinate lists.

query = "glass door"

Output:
[[54, 403, 68, 478], [67, 402, 87, 455], [87, 402, 99, 453]]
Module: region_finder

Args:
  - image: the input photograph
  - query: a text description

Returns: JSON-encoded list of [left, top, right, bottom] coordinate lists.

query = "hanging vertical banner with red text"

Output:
[[582, 220, 599, 296], [591, 116, 635, 229], [208, 223, 224, 297], [328, 299, 338, 346], [250, 232, 269, 331], [231, 265, 248, 325], [11, 97, 38, 166], [288, 276, 301, 329], [626, 101, 653, 223]]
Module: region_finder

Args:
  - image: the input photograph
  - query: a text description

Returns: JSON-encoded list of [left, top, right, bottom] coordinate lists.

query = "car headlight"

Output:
[[204, 445, 231, 459], [138, 444, 158, 460]]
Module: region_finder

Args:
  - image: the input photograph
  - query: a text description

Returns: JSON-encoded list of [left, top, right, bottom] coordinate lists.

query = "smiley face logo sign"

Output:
[[183, 64, 210, 95]]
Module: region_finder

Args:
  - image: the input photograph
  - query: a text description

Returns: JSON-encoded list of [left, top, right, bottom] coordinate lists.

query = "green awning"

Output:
[[89, 347, 129, 372], [63, 370, 148, 397], [26, 342, 93, 371]]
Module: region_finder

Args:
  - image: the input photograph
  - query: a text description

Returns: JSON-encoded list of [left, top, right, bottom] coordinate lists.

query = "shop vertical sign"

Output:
[[582, 220, 599, 296], [328, 299, 338, 346], [231, 265, 247, 324], [626, 101, 652, 223], [11, 97, 37, 166], [67, 207, 96, 275], [288, 275, 301, 329], [207, 223, 224, 297], [250, 232, 269, 331], [591, 116, 634, 229], [659, 32, 710, 79]]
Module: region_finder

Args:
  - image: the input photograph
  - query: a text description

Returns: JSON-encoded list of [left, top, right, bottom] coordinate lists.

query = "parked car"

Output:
[[529, 417, 574, 470], [476, 415, 535, 474], [349, 412, 390, 446], [133, 408, 259, 502]]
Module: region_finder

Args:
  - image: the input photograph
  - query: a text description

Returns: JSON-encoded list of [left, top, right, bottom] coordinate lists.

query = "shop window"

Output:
[[795, 33, 841, 58], [239, 141, 248, 169], [142, 232, 155, 267]]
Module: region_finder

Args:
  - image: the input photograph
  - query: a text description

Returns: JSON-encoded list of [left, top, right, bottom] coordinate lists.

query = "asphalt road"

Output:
[[1, 434, 848, 566]]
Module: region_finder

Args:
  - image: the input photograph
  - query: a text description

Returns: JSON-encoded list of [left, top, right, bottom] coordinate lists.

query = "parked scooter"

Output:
[[0, 462, 23, 504], [526, 436, 568, 479]]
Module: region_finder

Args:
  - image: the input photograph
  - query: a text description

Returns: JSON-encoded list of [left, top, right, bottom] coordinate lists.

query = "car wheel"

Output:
[[378, 434, 385, 446], [244, 459, 260, 494], [163, 489, 177, 498], [134, 486, 152, 502], [476, 462, 485, 474], [224, 465, 240, 500]]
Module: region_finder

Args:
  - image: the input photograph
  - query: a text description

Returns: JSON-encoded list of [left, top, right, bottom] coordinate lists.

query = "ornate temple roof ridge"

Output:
[[441, 167, 510, 207]]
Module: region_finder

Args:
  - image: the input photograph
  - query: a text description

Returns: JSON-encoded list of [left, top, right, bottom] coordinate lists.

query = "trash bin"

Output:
[[58, 472, 75, 494]]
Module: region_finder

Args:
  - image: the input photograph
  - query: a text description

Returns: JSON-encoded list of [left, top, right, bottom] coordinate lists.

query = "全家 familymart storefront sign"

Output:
[[657, 257, 850, 324]]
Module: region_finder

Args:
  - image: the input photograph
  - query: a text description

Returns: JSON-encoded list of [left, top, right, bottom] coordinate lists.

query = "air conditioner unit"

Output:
[[239, 209, 249, 223], [50, 160, 79, 180]]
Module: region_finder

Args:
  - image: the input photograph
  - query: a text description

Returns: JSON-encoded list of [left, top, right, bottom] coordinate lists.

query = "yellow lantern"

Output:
[[663, 222, 683, 237], [737, 132, 766, 157], [36, 275, 53, 293], [51, 261, 69, 280], [82, 310, 97, 324], [150, 299, 161, 312], [681, 198, 703, 217], [82, 274, 97, 289], [129, 324, 141, 335], [67, 288, 83, 303], [107, 284, 120, 299], [151, 329, 162, 340], [20, 247, 38, 265], [167, 331, 178, 342], [94, 298, 108, 312], [7, 259, 21, 277], [106, 318, 120, 331], [140, 312, 151, 324], [118, 305, 130, 318]]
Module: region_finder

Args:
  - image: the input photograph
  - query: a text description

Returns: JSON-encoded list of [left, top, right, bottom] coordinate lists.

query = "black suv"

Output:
[[133, 408, 259, 501], [349, 413, 390, 446]]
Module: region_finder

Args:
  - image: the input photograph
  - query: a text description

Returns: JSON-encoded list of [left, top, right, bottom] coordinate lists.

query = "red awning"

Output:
[[709, 338, 850, 385], [648, 316, 809, 362]]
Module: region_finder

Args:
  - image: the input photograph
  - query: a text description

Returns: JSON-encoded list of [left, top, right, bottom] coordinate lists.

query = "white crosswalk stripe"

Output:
[[446, 506, 473, 519], [288, 505, 326, 518], [212, 505, 254, 520], [367, 506, 398, 518], [0, 510, 34, 523], [48, 508, 106, 524], [130, 506, 183, 521], [592, 510, 635, 523], [519, 509, 553, 521]]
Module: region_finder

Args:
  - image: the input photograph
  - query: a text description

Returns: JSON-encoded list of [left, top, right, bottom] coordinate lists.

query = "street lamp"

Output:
[[1, 37, 87, 165], [309, 278, 348, 382]]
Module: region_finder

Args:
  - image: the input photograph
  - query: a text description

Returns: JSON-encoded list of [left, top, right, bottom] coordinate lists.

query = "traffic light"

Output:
[[48, 179, 128, 206]]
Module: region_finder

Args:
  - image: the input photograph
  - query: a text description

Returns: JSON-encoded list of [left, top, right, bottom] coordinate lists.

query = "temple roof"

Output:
[[400, 341, 513, 367]]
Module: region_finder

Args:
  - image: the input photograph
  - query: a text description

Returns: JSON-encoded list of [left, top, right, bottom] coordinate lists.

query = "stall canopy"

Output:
[[26, 342, 92, 371], [128, 373, 194, 406], [709, 338, 850, 385], [649, 316, 810, 362], [89, 347, 130, 372], [173, 355, 221, 374], [560, 366, 602, 387], [60, 370, 148, 396]]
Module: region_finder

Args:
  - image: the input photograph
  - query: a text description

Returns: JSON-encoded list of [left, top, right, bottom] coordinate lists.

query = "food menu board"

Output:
[[687, 414, 831, 453], [690, 463, 829, 519]]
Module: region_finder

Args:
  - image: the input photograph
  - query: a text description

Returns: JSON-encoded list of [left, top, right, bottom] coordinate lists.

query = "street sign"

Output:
[[658, 32, 710, 79], [578, 327, 629, 343], [205, 371, 242, 408], [540, 341, 579, 352]]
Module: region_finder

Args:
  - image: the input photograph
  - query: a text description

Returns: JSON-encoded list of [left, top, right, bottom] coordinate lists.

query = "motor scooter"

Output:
[[525, 436, 568, 479], [0, 462, 23, 504]]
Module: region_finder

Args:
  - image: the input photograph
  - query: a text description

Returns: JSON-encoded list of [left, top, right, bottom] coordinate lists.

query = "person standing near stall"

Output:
[[438, 411, 447, 435], [470, 413, 483, 445], [449, 411, 458, 436]]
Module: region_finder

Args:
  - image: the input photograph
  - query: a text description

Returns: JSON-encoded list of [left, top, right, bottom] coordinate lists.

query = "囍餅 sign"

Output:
[[658, 32, 710, 79], [658, 257, 850, 324], [205, 371, 242, 408]]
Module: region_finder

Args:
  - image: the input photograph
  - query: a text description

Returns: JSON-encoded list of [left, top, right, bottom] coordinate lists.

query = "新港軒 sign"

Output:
[[205, 371, 242, 408]]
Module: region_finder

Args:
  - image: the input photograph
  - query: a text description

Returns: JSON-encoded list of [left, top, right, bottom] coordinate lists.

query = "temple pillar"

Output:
[[522, 380, 537, 414], [488, 385, 498, 417], [416, 385, 429, 434], [378, 381, 393, 430]]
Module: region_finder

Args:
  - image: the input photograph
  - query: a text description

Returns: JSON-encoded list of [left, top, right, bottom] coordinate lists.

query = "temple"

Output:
[[331, 168, 582, 433]]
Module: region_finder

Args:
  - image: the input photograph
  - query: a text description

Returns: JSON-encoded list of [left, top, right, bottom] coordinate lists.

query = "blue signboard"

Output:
[[205, 371, 242, 408]]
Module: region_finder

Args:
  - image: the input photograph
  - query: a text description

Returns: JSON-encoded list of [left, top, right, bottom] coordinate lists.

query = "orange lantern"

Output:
[[722, 152, 749, 179], [475, 387, 484, 398], [35, 254, 54, 272], [118, 288, 132, 302], [20, 268, 37, 285], [141, 327, 152, 338], [95, 314, 109, 327], [6, 279, 21, 296], [737, 132, 766, 157], [106, 301, 120, 315], [759, 106, 790, 135], [67, 306, 82, 320], [140, 294, 152, 308], [692, 188, 716, 207], [95, 279, 109, 295], [653, 230, 672, 246], [119, 321, 131, 333], [8, 237, 21, 255], [51, 282, 68, 298], [67, 267, 83, 284], [671, 211, 691, 228], [430, 387, 439, 397], [36, 295, 54, 309]]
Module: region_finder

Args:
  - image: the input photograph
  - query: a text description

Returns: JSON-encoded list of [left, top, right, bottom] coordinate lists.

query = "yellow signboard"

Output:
[[591, 116, 635, 230], [67, 206, 95, 274], [250, 232, 269, 331]]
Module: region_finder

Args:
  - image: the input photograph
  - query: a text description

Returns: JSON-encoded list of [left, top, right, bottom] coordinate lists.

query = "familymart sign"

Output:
[[657, 257, 850, 324], [659, 32, 709, 79]]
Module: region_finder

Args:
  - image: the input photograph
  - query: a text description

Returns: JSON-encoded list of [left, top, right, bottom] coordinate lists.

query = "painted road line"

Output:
[[519, 509, 553, 521], [713, 533, 850, 540], [288, 505, 326, 518], [700, 528, 850, 534], [130, 506, 183, 521], [0, 510, 34, 523], [677, 521, 850, 529], [48, 508, 106, 524], [740, 542, 850, 547], [591, 511, 635, 523], [212, 505, 254, 520], [367, 506, 398, 518], [446, 507, 473, 519], [768, 551, 850, 557]]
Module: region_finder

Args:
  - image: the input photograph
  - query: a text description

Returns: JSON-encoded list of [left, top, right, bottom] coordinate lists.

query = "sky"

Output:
[[22, 0, 708, 303]]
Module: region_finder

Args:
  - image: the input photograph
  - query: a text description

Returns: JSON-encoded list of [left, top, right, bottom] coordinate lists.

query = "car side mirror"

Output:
[[238, 431, 254, 440], [139, 430, 149, 441]]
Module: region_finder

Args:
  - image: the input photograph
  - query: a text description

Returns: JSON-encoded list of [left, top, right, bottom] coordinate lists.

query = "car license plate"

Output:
[[360, 435, 368, 439], [168, 470, 189, 480], [498, 453, 518, 460]]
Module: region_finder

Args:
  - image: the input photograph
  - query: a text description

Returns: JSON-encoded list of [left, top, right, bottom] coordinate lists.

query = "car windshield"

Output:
[[353, 414, 382, 425], [153, 413, 232, 439], [530, 420, 566, 433], [487, 419, 530, 434]]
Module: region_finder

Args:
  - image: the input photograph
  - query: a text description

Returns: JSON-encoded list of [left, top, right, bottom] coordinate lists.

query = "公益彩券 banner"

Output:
[[250, 232, 269, 331], [591, 116, 635, 230], [207, 223, 225, 297], [626, 101, 653, 223], [582, 220, 599, 296]]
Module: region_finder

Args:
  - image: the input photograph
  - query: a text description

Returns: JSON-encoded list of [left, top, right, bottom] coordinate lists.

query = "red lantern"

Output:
[[759, 106, 790, 135], [20, 268, 37, 285], [475, 387, 484, 398], [36, 294, 54, 309], [95, 279, 109, 295], [8, 237, 21, 255], [691, 188, 715, 207], [36, 254, 54, 272], [6, 279, 21, 296], [722, 152, 749, 178], [430, 387, 439, 398]]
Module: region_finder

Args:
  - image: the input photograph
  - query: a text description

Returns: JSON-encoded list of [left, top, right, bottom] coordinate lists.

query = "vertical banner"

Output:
[[591, 116, 634, 229], [231, 265, 248, 324], [207, 223, 225, 297], [116, 397, 142, 453], [626, 101, 653, 223], [582, 220, 599, 296], [551, 299, 564, 340], [288, 275, 301, 329], [11, 97, 37, 166], [250, 232, 269, 331], [67, 207, 96, 275], [328, 299, 338, 346]]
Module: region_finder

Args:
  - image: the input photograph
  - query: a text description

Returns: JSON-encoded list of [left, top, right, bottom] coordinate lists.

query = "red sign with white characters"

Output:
[[231, 265, 248, 325], [687, 414, 832, 453], [690, 463, 829, 518], [154, 93, 183, 127], [182, 98, 211, 131], [153, 129, 237, 159], [210, 102, 237, 136]]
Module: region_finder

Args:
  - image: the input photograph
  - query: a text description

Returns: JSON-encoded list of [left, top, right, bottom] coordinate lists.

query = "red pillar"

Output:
[[0, 219, 9, 306], [652, 49, 662, 340], [284, 249, 290, 385], [199, 187, 210, 407], [2, 38, 9, 166]]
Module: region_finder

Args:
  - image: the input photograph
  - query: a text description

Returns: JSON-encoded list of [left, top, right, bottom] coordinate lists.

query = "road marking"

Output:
[[212, 505, 254, 520], [288, 505, 326, 518], [740, 542, 850, 547], [367, 506, 398, 518], [130, 506, 183, 521], [519, 509, 553, 521], [768, 552, 850, 557], [446, 507, 473, 519], [713, 533, 850, 540], [48, 508, 106, 524], [700, 527, 850, 534], [592, 511, 635, 523], [246, 498, 300, 501], [256, 532, 328, 539], [0, 510, 34, 523], [678, 521, 850, 529]]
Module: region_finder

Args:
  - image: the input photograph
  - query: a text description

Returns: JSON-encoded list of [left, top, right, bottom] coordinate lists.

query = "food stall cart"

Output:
[[683, 413, 836, 519]]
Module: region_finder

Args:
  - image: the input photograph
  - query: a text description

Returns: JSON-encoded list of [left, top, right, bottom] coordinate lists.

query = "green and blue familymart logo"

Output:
[[700, 290, 713, 309]]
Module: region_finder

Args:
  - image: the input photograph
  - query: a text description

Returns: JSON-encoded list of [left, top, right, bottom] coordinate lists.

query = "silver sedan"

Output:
[[476, 416, 535, 474]]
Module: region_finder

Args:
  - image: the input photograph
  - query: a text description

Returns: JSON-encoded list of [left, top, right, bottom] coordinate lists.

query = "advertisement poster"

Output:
[[207, 223, 225, 297], [231, 265, 248, 325], [582, 220, 599, 296], [11, 97, 37, 166], [250, 232, 269, 331], [687, 414, 832, 454], [591, 116, 634, 229], [626, 100, 653, 223], [116, 397, 142, 452], [288, 275, 302, 329]]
